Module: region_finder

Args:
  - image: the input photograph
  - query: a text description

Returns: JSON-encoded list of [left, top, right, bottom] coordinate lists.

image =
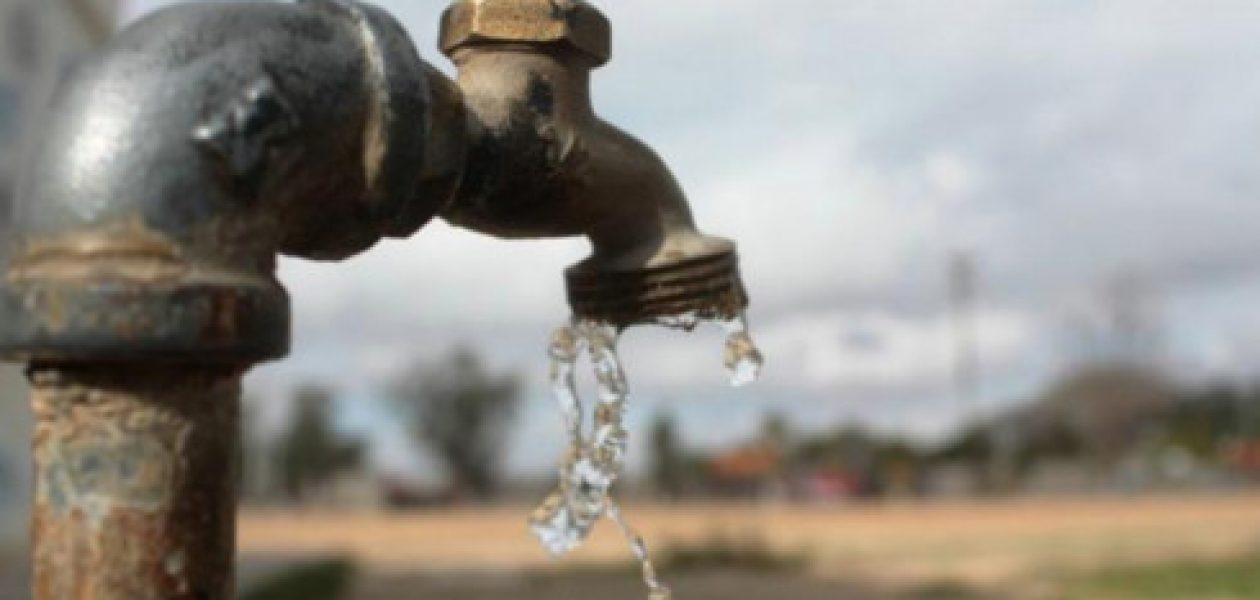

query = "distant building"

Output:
[[1222, 440, 1260, 479], [0, 0, 118, 545], [705, 443, 785, 499]]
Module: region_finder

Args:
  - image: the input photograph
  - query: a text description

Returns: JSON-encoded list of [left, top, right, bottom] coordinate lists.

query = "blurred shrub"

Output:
[[1065, 553, 1260, 600], [241, 558, 356, 600], [392, 348, 521, 501], [903, 581, 987, 600], [658, 533, 809, 573], [274, 386, 365, 504]]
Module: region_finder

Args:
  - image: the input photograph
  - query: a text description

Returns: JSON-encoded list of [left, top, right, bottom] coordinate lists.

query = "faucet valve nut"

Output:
[[440, 0, 611, 66]]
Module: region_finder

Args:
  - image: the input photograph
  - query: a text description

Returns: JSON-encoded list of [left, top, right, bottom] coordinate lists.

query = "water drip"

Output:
[[531, 310, 763, 599]]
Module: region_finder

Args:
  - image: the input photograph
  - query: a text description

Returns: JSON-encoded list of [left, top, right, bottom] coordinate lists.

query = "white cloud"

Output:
[[761, 308, 1036, 389], [925, 152, 985, 201]]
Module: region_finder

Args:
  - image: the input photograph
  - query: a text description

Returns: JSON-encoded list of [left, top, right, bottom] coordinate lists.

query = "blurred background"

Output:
[[5, 0, 1260, 598]]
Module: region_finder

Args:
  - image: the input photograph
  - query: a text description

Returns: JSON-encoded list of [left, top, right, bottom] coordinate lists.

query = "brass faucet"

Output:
[[0, 1, 748, 597], [437, 0, 746, 326]]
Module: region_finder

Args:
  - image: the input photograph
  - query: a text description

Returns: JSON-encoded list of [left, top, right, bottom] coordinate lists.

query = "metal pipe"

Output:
[[1, 3, 439, 597], [0, 0, 444, 364], [28, 365, 241, 599]]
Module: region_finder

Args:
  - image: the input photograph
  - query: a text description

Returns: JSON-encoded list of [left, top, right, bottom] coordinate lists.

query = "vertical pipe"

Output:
[[28, 365, 242, 600]]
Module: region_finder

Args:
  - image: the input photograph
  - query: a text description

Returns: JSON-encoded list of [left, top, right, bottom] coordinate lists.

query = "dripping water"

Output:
[[530, 310, 764, 599], [721, 314, 764, 387]]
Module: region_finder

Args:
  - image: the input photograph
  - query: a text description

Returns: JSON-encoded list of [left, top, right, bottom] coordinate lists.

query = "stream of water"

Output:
[[530, 312, 764, 599]]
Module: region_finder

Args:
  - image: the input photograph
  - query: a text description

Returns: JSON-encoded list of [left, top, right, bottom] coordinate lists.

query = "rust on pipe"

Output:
[[28, 366, 241, 600]]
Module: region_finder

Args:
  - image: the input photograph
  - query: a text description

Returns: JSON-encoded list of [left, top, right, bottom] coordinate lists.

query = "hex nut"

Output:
[[440, 0, 611, 65]]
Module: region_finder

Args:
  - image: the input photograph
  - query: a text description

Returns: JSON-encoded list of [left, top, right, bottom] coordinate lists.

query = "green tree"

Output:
[[760, 411, 793, 453], [275, 385, 363, 503], [394, 348, 520, 500], [650, 411, 686, 499]]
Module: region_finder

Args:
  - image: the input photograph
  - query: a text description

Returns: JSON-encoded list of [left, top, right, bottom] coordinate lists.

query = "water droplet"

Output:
[[530, 493, 586, 557], [548, 325, 584, 440], [607, 499, 670, 600], [657, 311, 700, 332], [722, 314, 765, 387], [648, 588, 674, 600], [534, 310, 765, 599], [549, 325, 580, 362], [724, 332, 763, 387], [532, 318, 632, 561]]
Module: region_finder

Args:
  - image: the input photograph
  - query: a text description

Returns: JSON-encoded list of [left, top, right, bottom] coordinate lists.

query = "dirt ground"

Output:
[[348, 570, 981, 600], [239, 492, 1260, 597], [4, 493, 1257, 598]]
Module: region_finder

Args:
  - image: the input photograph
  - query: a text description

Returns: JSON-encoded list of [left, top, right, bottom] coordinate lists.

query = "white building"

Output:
[[0, 0, 118, 545]]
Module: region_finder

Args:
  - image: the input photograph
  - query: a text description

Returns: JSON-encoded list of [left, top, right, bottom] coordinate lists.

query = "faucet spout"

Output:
[[439, 0, 748, 327]]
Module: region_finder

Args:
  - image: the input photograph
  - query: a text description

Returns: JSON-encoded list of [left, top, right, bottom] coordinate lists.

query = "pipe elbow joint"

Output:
[[439, 0, 748, 328], [0, 0, 454, 364]]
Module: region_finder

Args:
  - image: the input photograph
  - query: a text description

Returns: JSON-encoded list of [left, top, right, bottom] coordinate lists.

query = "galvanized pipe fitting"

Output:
[[0, 0, 445, 363]]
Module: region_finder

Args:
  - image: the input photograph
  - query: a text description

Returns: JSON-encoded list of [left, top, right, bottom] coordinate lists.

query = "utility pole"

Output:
[[949, 252, 1015, 491], [949, 252, 980, 430]]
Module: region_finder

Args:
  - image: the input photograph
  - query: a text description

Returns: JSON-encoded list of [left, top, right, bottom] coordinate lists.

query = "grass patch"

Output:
[[554, 532, 811, 579], [1064, 553, 1260, 600], [903, 580, 987, 599], [241, 557, 357, 600], [657, 533, 811, 574]]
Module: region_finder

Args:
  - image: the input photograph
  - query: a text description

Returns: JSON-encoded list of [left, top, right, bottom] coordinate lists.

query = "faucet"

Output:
[[0, 1, 748, 597], [437, 0, 746, 326]]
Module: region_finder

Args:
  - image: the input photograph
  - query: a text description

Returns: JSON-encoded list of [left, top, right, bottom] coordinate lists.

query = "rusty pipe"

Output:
[[437, 0, 749, 327], [28, 366, 241, 599]]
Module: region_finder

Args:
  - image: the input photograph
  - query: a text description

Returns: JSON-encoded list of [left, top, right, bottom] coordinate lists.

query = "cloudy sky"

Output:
[[114, 0, 1260, 476]]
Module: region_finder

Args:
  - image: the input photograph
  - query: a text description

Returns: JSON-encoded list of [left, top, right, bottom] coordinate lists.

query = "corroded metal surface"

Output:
[[0, 219, 288, 364], [29, 366, 241, 600], [566, 250, 749, 328], [440, 0, 612, 65], [438, 0, 749, 324], [0, 1, 441, 364]]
